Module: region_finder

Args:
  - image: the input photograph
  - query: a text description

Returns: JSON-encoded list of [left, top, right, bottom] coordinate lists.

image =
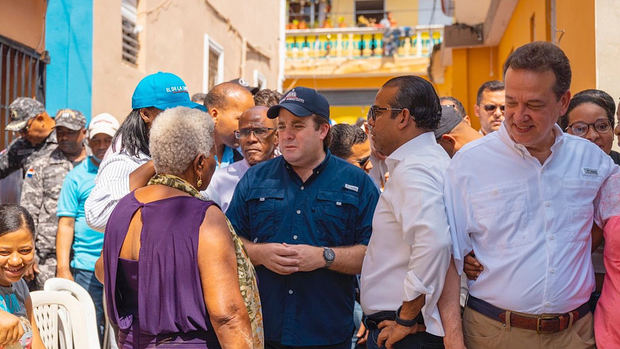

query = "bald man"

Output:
[[204, 106, 278, 212], [435, 106, 483, 158], [204, 82, 256, 168]]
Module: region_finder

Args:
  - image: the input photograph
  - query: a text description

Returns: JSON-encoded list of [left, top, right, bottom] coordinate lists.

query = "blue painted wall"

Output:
[[45, 0, 93, 122]]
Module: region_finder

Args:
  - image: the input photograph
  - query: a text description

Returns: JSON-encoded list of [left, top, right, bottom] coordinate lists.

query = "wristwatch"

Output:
[[323, 247, 335, 267]]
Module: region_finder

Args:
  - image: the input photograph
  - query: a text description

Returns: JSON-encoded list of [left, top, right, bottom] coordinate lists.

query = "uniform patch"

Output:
[[344, 184, 358, 192], [25, 167, 35, 178], [582, 168, 599, 176]]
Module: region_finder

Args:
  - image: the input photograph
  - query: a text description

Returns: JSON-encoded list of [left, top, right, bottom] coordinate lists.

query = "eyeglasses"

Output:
[[367, 106, 405, 122], [566, 120, 612, 137], [483, 104, 505, 112], [234, 127, 276, 139], [356, 155, 370, 168]]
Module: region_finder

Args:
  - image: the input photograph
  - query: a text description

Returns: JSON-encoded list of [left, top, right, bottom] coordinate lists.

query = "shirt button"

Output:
[[293, 235, 298, 240], [545, 302, 551, 306], [548, 235, 555, 240], [296, 210, 301, 214], [300, 186, 304, 190], [288, 289, 294, 295], [544, 201, 551, 207], [253, 238, 258, 243]]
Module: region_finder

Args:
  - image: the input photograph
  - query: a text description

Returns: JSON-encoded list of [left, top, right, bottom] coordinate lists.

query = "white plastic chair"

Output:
[[31, 278, 101, 349]]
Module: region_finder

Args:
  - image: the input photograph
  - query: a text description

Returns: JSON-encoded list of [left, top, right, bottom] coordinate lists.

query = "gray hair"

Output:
[[149, 106, 215, 175]]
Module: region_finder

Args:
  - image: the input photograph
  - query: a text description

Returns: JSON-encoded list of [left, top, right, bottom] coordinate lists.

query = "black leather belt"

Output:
[[364, 310, 424, 331]]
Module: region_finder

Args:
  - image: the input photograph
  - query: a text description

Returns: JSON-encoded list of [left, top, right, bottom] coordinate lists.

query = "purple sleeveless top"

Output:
[[103, 192, 221, 348]]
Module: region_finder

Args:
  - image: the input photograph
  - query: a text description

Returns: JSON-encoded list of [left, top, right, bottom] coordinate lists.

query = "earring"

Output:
[[197, 177, 203, 188]]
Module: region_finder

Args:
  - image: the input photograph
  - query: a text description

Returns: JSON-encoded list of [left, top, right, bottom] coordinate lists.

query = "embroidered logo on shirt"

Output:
[[344, 184, 359, 192], [582, 168, 599, 176]]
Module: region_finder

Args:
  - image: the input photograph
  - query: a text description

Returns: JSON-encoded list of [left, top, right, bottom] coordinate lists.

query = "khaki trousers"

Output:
[[463, 306, 595, 349]]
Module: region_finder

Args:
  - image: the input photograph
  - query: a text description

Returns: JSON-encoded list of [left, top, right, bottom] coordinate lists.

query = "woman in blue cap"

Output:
[[84, 72, 205, 233]]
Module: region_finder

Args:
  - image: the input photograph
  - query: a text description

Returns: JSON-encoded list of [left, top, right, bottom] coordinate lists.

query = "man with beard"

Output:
[[21, 108, 87, 290], [204, 106, 278, 212]]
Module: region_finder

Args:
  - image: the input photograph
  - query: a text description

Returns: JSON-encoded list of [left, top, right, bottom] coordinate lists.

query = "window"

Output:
[[355, 0, 385, 25], [121, 0, 140, 64], [202, 35, 224, 92]]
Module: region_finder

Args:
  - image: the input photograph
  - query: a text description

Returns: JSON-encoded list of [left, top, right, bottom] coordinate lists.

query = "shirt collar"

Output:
[[497, 122, 565, 158], [284, 150, 331, 178], [86, 155, 99, 172], [385, 132, 436, 171]]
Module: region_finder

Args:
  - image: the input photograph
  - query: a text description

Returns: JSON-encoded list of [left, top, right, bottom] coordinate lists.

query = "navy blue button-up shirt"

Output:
[[227, 151, 379, 346]]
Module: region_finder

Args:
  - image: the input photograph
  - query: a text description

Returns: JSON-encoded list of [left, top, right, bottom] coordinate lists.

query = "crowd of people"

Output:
[[0, 40, 617, 349]]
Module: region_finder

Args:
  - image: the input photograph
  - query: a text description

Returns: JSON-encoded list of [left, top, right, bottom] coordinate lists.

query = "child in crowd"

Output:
[[0, 204, 45, 349]]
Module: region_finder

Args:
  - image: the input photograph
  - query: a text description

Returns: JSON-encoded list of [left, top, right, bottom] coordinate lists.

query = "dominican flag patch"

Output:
[[25, 168, 35, 178]]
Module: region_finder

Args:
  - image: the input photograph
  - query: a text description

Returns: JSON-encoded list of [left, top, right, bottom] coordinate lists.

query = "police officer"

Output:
[[0, 97, 57, 179], [20, 108, 87, 290]]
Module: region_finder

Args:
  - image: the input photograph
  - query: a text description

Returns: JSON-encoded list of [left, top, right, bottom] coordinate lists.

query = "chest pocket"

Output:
[[561, 179, 599, 241], [469, 183, 531, 249], [313, 190, 359, 246], [247, 188, 285, 242]]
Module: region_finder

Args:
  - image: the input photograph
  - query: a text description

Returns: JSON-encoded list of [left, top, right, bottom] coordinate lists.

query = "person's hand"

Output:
[[56, 267, 74, 281], [0, 310, 24, 347], [284, 243, 324, 272], [23, 262, 39, 282], [257, 243, 299, 275], [463, 252, 483, 280], [356, 322, 368, 345], [377, 320, 425, 349]]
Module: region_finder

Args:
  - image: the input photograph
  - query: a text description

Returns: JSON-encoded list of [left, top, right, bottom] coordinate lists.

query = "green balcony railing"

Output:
[[285, 25, 443, 60]]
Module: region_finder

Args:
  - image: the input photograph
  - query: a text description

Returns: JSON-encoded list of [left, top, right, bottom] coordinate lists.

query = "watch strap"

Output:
[[395, 305, 420, 327]]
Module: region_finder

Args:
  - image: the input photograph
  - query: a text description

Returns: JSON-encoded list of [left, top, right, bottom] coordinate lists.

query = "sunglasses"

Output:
[[234, 127, 276, 139], [483, 104, 505, 112], [566, 120, 612, 137]]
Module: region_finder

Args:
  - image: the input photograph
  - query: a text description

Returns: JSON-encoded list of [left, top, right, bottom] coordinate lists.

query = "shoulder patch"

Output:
[[25, 167, 35, 178]]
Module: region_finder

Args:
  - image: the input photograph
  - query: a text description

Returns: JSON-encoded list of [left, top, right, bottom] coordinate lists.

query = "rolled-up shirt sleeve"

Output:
[[390, 163, 451, 303], [85, 154, 140, 232], [443, 159, 473, 274]]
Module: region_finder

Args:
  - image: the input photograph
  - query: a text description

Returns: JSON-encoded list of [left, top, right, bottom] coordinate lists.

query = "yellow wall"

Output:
[[496, 0, 548, 78], [556, 0, 596, 93], [441, 0, 596, 131]]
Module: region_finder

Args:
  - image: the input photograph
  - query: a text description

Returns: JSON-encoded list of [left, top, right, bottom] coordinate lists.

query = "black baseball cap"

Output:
[[267, 87, 330, 121]]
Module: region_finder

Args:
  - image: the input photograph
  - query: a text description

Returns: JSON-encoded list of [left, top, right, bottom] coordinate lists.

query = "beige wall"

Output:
[[386, 0, 418, 27], [595, 0, 620, 152], [0, 0, 46, 51], [92, 0, 281, 120]]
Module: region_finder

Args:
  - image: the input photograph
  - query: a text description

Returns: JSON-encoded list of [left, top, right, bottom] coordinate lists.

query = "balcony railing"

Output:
[[285, 25, 443, 60]]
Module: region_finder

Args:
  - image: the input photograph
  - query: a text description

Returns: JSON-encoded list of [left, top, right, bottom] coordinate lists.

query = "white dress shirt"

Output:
[[203, 159, 250, 213], [361, 132, 452, 337], [444, 123, 619, 314], [85, 149, 150, 231]]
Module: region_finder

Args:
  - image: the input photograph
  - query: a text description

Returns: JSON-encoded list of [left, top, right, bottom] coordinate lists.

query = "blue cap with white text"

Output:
[[131, 72, 206, 112], [267, 87, 330, 120]]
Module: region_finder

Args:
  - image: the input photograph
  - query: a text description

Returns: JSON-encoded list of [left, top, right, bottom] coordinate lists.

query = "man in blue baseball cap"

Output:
[[85, 72, 205, 232], [227, 86, 380, 349]]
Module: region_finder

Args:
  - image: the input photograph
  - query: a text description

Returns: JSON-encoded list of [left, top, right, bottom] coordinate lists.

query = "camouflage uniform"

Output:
[[19, 109, 86, 290], [0, 97, 57, 180]]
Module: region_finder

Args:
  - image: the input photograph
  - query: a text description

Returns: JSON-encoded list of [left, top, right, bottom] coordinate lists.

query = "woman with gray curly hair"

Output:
[[96, 107, 263, 348]]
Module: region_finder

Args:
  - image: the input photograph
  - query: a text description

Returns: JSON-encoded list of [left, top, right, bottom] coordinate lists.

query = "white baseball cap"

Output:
[[88, 113, 119, 139]]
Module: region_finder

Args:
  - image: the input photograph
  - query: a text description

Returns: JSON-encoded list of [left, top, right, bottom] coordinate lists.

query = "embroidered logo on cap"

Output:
[[281, 89, 305, 103]]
